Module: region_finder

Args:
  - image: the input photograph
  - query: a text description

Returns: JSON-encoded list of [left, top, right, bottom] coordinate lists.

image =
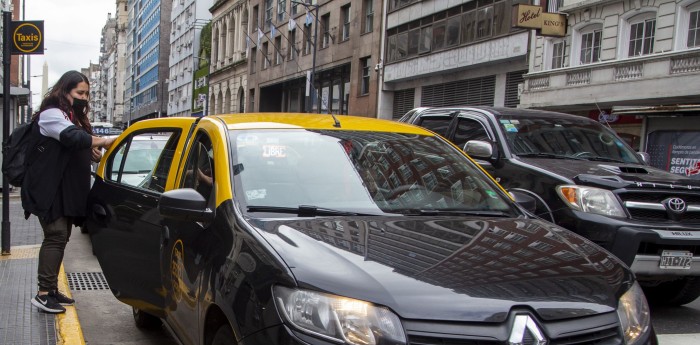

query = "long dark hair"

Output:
[[32, 70, 93, 134]]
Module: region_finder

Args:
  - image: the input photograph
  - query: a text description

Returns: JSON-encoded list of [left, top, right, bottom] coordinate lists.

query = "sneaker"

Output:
[[31, 294, 66, 314], [49, 290, 75, 305]]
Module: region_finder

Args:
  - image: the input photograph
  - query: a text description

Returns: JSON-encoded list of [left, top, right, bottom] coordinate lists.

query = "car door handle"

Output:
[[92, 204, 107, 218]]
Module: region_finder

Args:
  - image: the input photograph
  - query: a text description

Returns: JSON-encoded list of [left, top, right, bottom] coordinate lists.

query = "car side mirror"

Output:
[[637, 151, 650, 164], [463, 140, 493, 159], [509, 190, 537, 214], [159, 188, 214, 223]]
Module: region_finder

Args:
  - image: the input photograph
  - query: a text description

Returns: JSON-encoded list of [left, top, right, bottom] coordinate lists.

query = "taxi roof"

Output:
[[211, 113, 431, 135]]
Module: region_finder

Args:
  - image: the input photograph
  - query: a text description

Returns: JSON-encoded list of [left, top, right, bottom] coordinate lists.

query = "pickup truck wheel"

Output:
[[132, 307, 161, 329], [641, 277, 700, 306], [211, 325, 234, 345]]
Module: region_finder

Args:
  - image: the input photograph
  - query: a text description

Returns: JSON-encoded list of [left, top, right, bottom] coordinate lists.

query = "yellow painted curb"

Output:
[[56, 264, 85, 345]]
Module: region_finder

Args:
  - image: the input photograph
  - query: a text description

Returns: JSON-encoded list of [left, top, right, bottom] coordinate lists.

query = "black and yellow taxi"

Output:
[[86, 113, 656, 345]]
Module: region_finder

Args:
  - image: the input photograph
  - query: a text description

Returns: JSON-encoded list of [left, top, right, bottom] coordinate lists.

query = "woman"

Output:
[[22, 71, 116, 314]]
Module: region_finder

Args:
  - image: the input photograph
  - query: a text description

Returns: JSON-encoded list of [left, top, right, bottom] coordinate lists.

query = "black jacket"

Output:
[[21, 113, 93, 224]]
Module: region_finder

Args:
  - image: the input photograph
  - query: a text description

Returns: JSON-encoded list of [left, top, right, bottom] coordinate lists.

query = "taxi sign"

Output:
[[10, 21, 44, 55]]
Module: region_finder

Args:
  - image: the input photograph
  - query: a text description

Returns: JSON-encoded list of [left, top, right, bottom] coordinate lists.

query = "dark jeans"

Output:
[[37, 217, 72, 292]]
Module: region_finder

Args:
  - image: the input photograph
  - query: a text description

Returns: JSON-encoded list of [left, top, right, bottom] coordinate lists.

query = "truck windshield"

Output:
[[498, 115, 642, 164], [231, 129, 518, 217]]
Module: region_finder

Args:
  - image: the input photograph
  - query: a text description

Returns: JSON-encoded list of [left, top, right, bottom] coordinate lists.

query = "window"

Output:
[[275, 37, 283, 65], [689, 9, 700, 47], [628, 16, 656, 56], [262, 42, 270, 69], [579, 26, 601, 64], [278, 0, 286, 21], [363, 0, 374, 34], [251, 47, 257, 73], [291, 1, 299, 15], [250, 88, 256, 112], [551, 40, 566, 69], [252, 5, 259, 31], [289, 29, 296, 60], [321, 14, 331, 48], [265, 0, 273, 27], [106, 131, 179, 193], [674, 2, 700, 49], [619, 12, 656, 58], [360, 57, 371, 95], [180, 134, 214, 200], [304, 25, 312, 55], [341, 4, 351, 41]]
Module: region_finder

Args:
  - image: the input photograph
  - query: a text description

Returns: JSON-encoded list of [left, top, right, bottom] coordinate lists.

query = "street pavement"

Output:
[[1, 191, 699, 344]]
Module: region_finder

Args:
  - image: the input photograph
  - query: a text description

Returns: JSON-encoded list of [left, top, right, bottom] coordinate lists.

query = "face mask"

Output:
[[72, 98, 88, 114]]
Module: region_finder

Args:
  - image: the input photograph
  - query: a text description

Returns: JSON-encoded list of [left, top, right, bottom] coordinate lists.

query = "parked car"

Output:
[[400, 106, 700, 306], [86, 113, 656, 345]]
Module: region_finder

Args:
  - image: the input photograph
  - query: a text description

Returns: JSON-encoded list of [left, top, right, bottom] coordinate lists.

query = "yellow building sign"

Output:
[[512, 4, 566, 37]]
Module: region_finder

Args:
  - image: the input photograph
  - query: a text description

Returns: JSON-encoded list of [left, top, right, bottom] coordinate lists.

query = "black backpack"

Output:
[[2, 121, 41, 187]]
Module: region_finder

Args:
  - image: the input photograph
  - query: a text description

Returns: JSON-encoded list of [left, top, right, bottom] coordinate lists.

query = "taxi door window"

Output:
[[181, 134, 214, 200], [106, 131, 179, 192]]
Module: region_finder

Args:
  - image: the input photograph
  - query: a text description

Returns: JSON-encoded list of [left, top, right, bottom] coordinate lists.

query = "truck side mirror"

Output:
[[637, 152, 650, 164], [509, 190, 537, 214], [463, 140, 493, 159]]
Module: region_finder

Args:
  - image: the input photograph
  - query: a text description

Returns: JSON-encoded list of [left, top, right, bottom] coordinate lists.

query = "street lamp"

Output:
[[291, 0, 319, 113]]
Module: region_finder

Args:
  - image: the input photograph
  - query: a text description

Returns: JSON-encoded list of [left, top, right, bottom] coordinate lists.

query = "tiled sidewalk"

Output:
[[0, 195, 57, 345]]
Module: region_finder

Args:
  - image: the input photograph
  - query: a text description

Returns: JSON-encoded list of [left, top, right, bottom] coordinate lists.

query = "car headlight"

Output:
[[617, 282, 651, 345], [273, 286, 406, 345], [556, 185, 626, 217]]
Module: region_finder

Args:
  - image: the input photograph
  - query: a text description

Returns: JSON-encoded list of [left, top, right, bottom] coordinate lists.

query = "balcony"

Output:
[[520, 49, 700, 110]]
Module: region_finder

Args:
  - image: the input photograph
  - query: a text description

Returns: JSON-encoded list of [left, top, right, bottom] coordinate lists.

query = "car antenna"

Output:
[[593, 98, 613, 130], [330, 113, 341, 128]]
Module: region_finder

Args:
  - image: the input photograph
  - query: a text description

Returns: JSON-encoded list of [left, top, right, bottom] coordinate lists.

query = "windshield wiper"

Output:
[[396, 209, 512, 217], [515, 152, 585, 160], [246, 205, 377, 217]]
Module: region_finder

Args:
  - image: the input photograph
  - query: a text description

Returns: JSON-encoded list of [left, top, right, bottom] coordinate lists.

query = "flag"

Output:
[[305, 11, 313, 26], [270, 23, 277, 38], [245, 35, 250, 53], [288, 17, 296, 31], [257, 27, 264, 46]]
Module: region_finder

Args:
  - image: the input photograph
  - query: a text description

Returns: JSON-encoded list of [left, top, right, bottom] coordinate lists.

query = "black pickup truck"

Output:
[[401, 106, 700, 306]]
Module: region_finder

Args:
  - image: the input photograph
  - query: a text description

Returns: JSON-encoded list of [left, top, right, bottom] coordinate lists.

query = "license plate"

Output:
[[659, 250, 693, 269]]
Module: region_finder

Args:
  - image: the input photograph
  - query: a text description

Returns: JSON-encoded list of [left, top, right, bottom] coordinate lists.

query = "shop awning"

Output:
[[612, 105, 700, 115]]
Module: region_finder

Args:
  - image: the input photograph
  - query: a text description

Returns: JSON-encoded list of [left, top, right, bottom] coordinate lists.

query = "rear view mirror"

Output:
[[463, 140, 493, 159], [159, 188, 214, 223]]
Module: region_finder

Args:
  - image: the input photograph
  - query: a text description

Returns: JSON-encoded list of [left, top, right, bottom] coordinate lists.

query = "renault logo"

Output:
[[664, 197, 686, 214], [508, 315, 547, 345]]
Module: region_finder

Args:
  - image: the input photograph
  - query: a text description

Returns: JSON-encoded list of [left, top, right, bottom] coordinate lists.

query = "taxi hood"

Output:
[[253, 216, 633, 323], [518, 158, 700, 189]]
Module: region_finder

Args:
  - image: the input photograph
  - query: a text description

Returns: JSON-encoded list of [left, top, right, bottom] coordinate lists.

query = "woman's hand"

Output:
[[91, 147, 103, 163]]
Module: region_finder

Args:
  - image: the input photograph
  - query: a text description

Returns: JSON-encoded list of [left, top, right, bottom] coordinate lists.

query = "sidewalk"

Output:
[[0, 191, 82, 345]]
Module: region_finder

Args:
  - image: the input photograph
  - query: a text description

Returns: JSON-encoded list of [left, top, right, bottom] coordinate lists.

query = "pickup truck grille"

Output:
[[617, 190, 700, 223]]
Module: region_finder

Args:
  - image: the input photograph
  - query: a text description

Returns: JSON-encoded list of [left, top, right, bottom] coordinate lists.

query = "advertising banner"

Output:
[[646, 131, 700, 179]]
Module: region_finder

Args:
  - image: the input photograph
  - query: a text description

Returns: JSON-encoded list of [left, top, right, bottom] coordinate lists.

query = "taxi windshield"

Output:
[[231, 129, 518, 217], [498, 115, 641, 164]]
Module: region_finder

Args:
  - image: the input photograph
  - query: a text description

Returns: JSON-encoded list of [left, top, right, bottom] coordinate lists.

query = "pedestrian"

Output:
[[22, 70, 116, 314]]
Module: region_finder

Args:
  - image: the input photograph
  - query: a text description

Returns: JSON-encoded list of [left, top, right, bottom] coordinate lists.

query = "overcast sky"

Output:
[[25, 0, 116, 108]]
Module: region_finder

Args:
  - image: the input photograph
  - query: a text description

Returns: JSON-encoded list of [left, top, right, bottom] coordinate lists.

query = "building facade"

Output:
[[125, 0, 172, 124], [519, 0, 700, 164], [82, 63, 104, 122], [208, 0, 249, 115], [244, 0, 382, 116], [98, 2, 128, 127], [378, 0, 531, 120], [168, 0, 213, 117]]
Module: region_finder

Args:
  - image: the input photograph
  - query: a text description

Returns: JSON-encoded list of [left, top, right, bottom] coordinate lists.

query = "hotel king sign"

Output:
[[512, 4, 566, 37]]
